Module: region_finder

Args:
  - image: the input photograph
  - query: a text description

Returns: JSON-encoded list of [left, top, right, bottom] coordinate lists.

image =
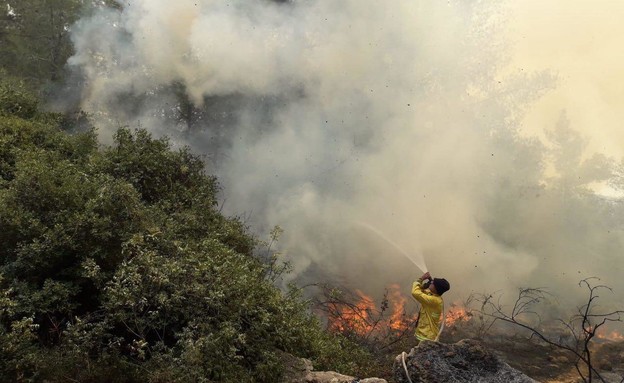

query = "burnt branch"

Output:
[[314, 284, 417, 355], [473, 278, 622, 383]]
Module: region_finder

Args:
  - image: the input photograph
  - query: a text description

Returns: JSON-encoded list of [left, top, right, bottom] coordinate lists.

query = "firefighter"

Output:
[[411, 271, 450, 342]]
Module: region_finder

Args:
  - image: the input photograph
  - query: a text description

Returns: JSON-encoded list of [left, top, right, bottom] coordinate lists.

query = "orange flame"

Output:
[[327, 285, 417, 336], [328, 289, 376, 335], [596, 329, 624, 342], [445, 304, 472, 327]]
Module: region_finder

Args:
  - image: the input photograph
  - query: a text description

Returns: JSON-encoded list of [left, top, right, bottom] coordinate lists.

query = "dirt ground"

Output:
[[473, 335, 624, 382]]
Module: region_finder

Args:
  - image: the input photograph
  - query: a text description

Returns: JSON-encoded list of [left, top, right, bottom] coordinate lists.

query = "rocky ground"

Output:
[[393, 339, 537, 383], [477, 335, 624, 383], [280, 336, 624, 383]]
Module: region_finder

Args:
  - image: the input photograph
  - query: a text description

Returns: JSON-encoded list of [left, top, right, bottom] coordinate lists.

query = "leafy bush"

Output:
[[0, 81, 373, 382], [0, 71, 40, 119]]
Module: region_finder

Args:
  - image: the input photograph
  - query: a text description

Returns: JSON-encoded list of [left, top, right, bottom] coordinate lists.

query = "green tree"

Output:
[[0, 0, 86, 85], [0, 78, 372, 382]]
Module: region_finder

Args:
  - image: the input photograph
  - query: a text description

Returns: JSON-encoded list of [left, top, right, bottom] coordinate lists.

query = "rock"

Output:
[[301, 371, 388, 383], [279, 352, 314, 383], [599, 372, 624, 383], [279, 351, 388, 383], [393, 339, 538, 383], [597, 359, 613, 371], [291, 370, 388, 383], [303, 371, 354, 383]]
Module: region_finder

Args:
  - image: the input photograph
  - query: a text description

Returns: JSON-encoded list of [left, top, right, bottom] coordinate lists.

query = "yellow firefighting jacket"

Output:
[[411, 279, 443, 341]]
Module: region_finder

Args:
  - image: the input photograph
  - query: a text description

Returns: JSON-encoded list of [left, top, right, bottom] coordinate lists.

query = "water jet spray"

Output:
[[353, 221, 428, 272]]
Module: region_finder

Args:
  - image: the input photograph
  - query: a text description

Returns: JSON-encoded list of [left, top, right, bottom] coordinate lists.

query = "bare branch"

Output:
[[472, 279, 622, 383]]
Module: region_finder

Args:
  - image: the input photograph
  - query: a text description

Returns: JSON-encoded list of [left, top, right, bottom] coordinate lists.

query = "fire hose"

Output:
[[400, 351, 414, 383], [436, 309, 445, 342]]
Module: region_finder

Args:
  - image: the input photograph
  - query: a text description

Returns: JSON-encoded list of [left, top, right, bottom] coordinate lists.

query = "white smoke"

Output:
[[66, 0, 624, 314]]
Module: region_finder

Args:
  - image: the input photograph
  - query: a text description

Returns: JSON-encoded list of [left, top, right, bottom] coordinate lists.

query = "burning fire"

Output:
[[445, 304, 472, 327], [387, 284, 413, 331], [326, 284, 417, 336], [325, 287, 622, 343], [328, 289, 377, 335], [596, 328, 624, 342], [325, 285, 474, 337]]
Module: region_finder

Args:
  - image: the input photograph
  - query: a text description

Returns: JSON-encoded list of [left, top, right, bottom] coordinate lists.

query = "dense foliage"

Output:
[[0, 78, 374, 382], [0, 0, 79, 85], [0, 3, 379, 381], [0, 0, 121, 85]]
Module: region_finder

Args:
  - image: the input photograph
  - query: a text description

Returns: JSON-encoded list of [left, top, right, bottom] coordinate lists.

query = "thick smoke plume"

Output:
[[66, 0, 624, 314]]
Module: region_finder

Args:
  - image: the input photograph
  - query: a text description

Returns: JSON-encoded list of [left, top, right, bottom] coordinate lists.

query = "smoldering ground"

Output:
[[62, 0, 624, 317]]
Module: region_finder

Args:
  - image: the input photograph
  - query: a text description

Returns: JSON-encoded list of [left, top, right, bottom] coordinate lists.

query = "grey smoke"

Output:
[[65, 0, 624, 317]]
